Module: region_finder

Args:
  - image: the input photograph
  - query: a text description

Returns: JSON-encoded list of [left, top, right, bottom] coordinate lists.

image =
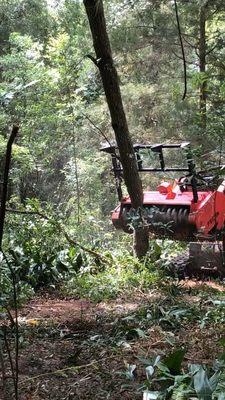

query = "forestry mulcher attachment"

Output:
[[101, 142, 225, 277]]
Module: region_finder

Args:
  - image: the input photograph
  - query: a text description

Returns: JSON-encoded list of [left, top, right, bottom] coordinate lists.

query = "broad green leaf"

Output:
[[125, 364, 136, 380], [209, 371, 220, 392], [146, 365, 154, 379], [143, 391, 160, 400], [190, 365, 212, 399], [164, 348, 186, 375]]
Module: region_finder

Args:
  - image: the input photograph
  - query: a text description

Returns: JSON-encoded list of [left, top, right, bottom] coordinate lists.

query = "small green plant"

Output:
[[130, 348, 225, 399], [199, 299, 225, 328]]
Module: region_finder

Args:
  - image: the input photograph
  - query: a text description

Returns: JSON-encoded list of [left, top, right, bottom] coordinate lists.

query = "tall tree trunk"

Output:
[[83, 0, 149, 258], [199, 4, 207, 134]]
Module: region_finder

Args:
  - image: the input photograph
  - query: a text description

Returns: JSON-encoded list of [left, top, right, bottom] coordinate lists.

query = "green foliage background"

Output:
[[1, 0, 225, 292]]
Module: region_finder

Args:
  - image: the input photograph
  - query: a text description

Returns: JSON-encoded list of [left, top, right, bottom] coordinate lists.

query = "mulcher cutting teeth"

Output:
[[120, 205, 195, 240], [144, 206, 194, 240]]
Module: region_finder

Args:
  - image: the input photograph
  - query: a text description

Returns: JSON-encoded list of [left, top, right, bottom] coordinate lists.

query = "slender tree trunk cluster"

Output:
[[83, 0, 149, 257], [199, 3, 207, 134]]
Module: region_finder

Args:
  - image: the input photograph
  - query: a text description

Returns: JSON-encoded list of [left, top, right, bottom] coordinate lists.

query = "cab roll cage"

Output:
[[100, 142, 199, 203]]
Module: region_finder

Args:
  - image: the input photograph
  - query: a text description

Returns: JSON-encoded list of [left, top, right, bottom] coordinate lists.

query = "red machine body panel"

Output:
[[122, 191, 208, 207]]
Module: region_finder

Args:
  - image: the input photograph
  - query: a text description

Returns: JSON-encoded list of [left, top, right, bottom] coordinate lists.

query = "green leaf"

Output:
[[209, 371, 220, 392], [164, 348, 186, 375], [138, 356, 154, 366], [143, 391, 160, 400], [146, 365, 155, 379], [153, 355, 161, 367], [126, 327, 146, 340], [190, 365, 212, 399], [125, 364, 136, 380]]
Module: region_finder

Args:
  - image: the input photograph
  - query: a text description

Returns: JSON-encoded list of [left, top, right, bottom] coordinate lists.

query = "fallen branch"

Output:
[[18, 360, 98, 384]]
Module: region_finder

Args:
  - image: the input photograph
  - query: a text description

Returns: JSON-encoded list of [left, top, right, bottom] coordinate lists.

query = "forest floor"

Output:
[[2, 279, 225, 400]]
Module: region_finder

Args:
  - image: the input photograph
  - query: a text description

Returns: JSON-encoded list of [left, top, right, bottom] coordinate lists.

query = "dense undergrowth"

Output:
[[0, 199, 184, 307], [2, 203, 225, 399]]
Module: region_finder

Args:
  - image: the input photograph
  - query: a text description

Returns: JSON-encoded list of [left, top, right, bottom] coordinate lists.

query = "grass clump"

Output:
[[65, 252, 160, 302]]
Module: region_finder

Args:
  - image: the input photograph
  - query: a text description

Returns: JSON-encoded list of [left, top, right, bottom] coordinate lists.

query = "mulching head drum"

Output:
[[146, 205, 194, 240], [121, 205, 195, 240]]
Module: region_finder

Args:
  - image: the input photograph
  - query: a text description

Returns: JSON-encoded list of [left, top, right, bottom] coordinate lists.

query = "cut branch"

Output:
[[86, 54, 98, 66], [81, 112, 113, 148]]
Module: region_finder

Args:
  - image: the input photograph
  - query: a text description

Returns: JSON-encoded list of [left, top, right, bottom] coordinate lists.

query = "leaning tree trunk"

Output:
[[0, 125, 18, 250], [83, 0, 149, 258]]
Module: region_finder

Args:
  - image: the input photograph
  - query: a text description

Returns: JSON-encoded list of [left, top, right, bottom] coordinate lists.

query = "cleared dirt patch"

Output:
[[1, 284, 225, 399]]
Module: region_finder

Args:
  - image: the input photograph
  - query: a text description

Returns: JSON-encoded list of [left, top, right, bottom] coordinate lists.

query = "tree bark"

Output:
[[83, 0, 149, 257], [0, 125, 18, 250], [199, 4, 207, 133]]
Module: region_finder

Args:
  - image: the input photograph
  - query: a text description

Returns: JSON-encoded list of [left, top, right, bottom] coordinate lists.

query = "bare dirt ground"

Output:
[[1, 281, 225, 400]]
